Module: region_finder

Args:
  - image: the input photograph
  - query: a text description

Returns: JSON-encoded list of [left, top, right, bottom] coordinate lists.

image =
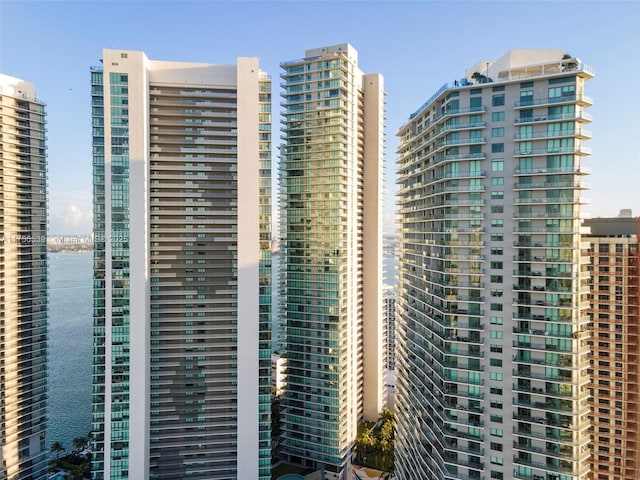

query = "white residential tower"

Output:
[[91, 49, 272, 480]]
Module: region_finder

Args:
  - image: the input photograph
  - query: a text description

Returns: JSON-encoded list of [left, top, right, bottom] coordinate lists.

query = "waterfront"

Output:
[[47, 252, 93, 450], [383, 235, 399, 287]]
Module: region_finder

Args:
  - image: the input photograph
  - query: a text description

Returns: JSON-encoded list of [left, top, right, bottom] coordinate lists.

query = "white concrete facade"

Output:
[[92, 50, 270, 480], [0, 75, 48, 480]]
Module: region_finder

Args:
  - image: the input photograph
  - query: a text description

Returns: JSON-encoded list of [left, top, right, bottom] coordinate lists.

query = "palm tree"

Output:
[[72, 436, 87, 453], [50, 441, 65, 459]]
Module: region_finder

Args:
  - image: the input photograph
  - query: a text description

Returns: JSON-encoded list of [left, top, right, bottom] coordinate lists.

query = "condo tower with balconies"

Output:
[[395, 50, 594, 480]]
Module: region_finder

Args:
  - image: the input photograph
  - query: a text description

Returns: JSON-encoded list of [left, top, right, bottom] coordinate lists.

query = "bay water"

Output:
[[47, 252, 93, 450]]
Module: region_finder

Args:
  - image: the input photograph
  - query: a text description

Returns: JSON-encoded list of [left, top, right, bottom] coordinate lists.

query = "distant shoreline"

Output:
[[47, 246, 92, 253]]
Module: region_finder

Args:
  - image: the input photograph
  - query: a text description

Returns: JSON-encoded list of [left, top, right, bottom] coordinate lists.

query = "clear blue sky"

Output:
[[1, 1, 638, 234]]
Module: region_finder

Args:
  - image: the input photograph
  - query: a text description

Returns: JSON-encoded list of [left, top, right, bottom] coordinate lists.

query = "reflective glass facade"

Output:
[[91, 68, 132, 480], [280, 44, 384, 479]]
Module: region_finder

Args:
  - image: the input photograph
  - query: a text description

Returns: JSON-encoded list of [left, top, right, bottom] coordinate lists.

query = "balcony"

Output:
[[512, 427, 576, 446], [435, 136, 486, 151], [512, 441, 576, 460], [515, 93, 593, 108], [443, 454, 485, 471], [443, 426, 484, 442], [514, 111, 592, 124], [513, 145, 591, 157], [434, 105, 486, 123], [433, 121, 486, 139], [513, 212, 576, 220], [434, 151, 487, 164], [515, 167, 591, 175], [514, 129, 592, 141], [513, 340, 577, 354]]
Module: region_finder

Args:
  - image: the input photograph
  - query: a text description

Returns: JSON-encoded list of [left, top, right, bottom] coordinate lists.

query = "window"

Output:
[[490, 456, 504, 465], [490, 372, 503, 381], [549, 76, 574, 85], [492, 95, 505, 106], [490, 345, 502, 353], [490, 427, 503, 437], [519, 156, 533, 172], [490, 275, 503, 283], [549, 84, 575, 99], [491, 234, 503, 242], [491, 261, 503, 269], [490, 303, 503, 312], [491, 177, 504, 186], [491, 159, 504, 171], [491, 471, 504, 480], [519, 108, 533, 120], [519, 125, 533, 139], [470, 96, 482, 108], [491, 143, 504, 153], [491, 205, 504, 214], [491, 247, 503, 256], [519, 141, 533, 154], [490, 400, 503, 409], [490, 358, 503, 366], [490, 317, 503, 325], [491, 191, 504, 200], [492, 85, 505, 92], [520, 90, 533, 105], [490, 330, 503, 339], [492, 111, 505, 122], [491, 219, 504, 228]]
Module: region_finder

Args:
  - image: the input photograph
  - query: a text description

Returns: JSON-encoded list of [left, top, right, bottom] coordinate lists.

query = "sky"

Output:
[[1, 0, 638, 235]]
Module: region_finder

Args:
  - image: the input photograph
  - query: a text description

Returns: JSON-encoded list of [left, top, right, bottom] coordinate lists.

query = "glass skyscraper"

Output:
[[91, 49, 271, 480], [279, 44, 385, 479]]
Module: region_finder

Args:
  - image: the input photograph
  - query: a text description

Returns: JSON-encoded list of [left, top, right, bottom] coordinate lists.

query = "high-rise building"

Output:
[[383, 286, 397, 410], [279, 44, 385, 478], [91, 50, 271, 480], [584, 217, 640, 480], [395, 50, 594, 480], [383, 286, 397, 371], [0, 75, 48, 480]]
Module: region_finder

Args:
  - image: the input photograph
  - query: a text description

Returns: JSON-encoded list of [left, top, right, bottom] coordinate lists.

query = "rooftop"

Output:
[[401, 49, 593, 130]]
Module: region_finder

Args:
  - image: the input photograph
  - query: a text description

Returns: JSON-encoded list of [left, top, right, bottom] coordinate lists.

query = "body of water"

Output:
[[47, 252, 93, 450], [383, 237, 399, 287]]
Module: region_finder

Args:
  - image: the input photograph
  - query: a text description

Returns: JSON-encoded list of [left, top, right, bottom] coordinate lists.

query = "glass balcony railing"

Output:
[[513, 145, 591, 157], [514, 129, 592, 140], [515, 94, 592, 108], [514, 111, 592, 124]]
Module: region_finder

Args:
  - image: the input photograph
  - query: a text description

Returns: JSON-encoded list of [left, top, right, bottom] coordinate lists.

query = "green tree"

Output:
[[378, 417, 395, 470], [355, 425, 375, 464], [355, 410, 396, 472], [51, 441, 65, 459], [72, 437, 87, 452]]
